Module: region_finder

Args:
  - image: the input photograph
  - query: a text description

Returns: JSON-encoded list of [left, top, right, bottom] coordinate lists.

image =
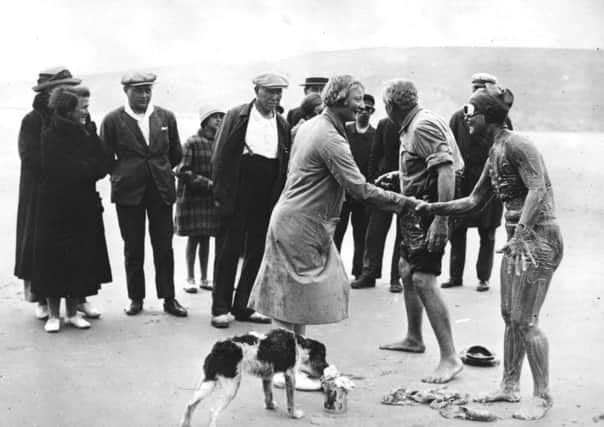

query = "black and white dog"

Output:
[[180, 328, 329, 427]]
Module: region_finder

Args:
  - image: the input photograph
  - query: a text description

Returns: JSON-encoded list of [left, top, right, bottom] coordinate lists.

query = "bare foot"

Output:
[[421, 357, 463, 383], [379, 338, 426, 353], [512, 396, 552, 420], [473, 388, 521, 403]]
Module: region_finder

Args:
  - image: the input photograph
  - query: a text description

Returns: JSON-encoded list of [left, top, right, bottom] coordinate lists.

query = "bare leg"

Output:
[[180, 380, 216, 427], [511, 268, 554, 421], [185, 237, 200, 282], [475, 256, 523, 403], [411, 272, 463, 383], [380, 258, 426, 353], [198, 236, 210, 282]]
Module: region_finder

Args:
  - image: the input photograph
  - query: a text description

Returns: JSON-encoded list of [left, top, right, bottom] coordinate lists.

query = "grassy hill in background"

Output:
[[1, 46, 602, 131]]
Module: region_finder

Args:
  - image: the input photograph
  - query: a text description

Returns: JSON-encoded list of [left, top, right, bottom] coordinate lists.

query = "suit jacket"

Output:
[[212, 100, 291, 216], [100, 105, 182, 206], [367, 118, 400, 182]]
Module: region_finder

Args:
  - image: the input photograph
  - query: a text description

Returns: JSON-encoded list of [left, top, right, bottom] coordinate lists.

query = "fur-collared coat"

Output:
[[14, 94, 50, 284], [31, 115, 112, 298]]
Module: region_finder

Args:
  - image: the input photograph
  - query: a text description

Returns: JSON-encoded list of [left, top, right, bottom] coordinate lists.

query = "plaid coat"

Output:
[[174, 130, 220, 236]]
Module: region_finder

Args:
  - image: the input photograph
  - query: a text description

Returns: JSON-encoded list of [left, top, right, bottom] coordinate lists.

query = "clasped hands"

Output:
[[375, 171, 447, 252]]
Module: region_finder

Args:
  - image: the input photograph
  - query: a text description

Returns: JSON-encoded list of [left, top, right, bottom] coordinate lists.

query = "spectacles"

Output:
[[362, 106, 375, 114], [463, 104, 480, 117]]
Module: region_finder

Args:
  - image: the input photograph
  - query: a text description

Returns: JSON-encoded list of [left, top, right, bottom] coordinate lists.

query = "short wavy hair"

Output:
[[321, 75, 364, 107], [49, 85, 90, 117], [382, 79, 418, 111]]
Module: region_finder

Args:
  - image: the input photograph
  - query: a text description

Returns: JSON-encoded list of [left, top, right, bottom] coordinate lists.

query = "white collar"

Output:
[[251, 101, 275, 120], [124, 101, 154, 121]]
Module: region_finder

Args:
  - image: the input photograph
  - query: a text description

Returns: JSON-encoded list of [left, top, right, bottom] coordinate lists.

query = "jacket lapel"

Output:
[[148, 109, 162, 151], [120, 110, 148, 152]]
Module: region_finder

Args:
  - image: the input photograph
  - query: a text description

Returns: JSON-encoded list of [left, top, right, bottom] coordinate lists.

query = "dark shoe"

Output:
[[163, 298, 188, 317], [351, 275, 376, 289], [441, 279, 463, 289], [234, 312, 272, 324], [211, 314, 231, 328], [124, 300, 143, 316], [476, 280, 490, 292], [389, 279, 403, 293]]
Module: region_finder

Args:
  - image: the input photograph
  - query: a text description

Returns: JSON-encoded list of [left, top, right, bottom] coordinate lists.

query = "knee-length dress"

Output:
[[174, 131, 220, 236], [248, 110, 406, 325]]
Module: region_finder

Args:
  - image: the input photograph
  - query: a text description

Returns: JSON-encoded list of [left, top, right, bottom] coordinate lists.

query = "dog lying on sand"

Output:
[[181, 328, 329, 427]]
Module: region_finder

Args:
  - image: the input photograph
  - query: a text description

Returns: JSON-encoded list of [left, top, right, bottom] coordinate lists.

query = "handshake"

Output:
[[374, 171, 432, 215]]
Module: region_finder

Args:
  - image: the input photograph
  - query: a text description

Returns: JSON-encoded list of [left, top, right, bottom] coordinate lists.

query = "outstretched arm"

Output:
[[418, 162, 494, 216]]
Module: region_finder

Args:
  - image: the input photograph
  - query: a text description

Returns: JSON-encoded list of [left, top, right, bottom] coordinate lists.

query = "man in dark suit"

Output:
[[333, 94, 376, 282], [441, 73, 511, 292], [210, 73, 292, 328], [286, 76, 328, 127], [351, 117, 402, 292], [100, 72, 187, 317]]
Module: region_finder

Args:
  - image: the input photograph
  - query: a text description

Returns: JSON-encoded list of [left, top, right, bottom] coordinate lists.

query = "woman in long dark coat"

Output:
[[32, 85, 112, 333], [15, 67, 81, 319]]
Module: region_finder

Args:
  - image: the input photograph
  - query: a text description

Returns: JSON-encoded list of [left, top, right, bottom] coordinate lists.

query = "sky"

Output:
[[1, 0, 603, 83]]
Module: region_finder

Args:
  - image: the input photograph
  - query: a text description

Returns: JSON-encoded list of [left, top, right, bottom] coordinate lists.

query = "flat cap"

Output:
[[252, 73, 289, 88], [471, 73, 498, 87], [121, 72, 157, 87], [300, 76, 329, 87]]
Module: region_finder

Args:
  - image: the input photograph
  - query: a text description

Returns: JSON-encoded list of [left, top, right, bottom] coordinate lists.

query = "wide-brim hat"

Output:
[[300, 76, 329, 87], [199, 107, 225, 126], [32, 66, 81, 92]]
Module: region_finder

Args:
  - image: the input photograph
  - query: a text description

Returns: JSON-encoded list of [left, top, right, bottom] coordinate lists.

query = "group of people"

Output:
[[15, 66, 562, 420]]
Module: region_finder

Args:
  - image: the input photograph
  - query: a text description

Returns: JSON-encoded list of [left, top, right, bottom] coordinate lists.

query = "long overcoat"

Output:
[[248, 110, 403, 324], [31, 115, 112, 298], [14, 94, 50, 283]]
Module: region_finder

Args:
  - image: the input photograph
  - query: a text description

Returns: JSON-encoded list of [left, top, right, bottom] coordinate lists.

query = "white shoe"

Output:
[[273, 372, 322, 391], [183, 280, 198, 294], [65, 314, 91, 329], [77, 302, 101, 319], [35, 303, 49, 320], [44, 317, 60, 333]]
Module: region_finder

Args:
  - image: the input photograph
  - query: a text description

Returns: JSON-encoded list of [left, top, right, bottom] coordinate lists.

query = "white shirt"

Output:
[[124, 101, 154, 145], [243, 102, 278, 159]]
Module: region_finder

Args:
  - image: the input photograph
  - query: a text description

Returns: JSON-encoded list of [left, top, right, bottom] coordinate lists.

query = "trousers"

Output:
[[212, 155, 277, 317]]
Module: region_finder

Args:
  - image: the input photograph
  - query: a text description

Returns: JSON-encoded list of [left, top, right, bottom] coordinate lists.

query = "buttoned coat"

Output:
[[100, 106, 182, 206], [211, 100, 291, 216], [248, 111, 403, 325]]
